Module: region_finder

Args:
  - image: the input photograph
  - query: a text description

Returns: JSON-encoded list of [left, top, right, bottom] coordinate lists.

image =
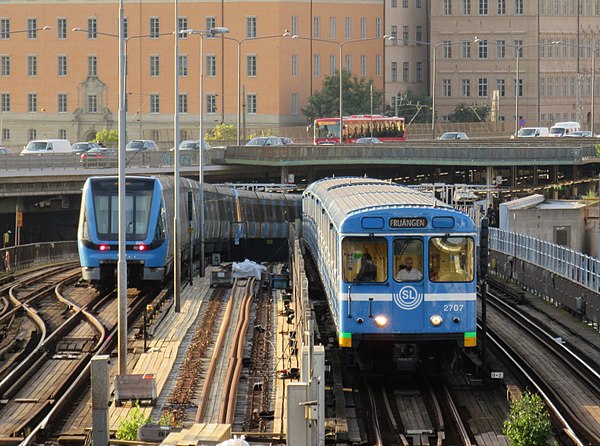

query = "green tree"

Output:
[[448, 103, 490, 122], [205, 123, 236, 143], [386, 88, 432, 124], [502, 391, 552, 446], [303, 70, 384, 122], [116, 403, 153, 440], [94, 129, 119, 144]]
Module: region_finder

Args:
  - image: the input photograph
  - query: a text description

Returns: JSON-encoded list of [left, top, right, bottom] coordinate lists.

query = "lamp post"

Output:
[[181, 27, 229, 277], [219, 32, 291, 146], [290, 34, 392, 143]]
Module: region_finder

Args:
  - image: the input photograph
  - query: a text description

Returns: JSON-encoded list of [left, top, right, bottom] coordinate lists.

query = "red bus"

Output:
[[314, 115, 406, 144]]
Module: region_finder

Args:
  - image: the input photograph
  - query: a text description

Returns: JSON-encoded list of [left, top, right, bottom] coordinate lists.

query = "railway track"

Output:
[[483, 278, 600, 446]]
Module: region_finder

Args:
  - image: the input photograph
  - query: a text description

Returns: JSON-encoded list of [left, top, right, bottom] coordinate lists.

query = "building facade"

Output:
[[0, 0, 384, 148]]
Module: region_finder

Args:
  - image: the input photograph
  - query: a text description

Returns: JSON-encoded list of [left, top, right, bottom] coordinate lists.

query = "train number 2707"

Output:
[[443, 304, 464, 312]]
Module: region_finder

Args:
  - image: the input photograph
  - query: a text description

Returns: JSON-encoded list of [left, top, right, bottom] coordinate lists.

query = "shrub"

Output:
[[115, 402, 153, 440], [502, 390, 552, 446]]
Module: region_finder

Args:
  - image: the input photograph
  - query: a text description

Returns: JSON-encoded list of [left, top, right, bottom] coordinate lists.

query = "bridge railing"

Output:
[[490, 228, 600, 330], [0, 241, 78, 274]]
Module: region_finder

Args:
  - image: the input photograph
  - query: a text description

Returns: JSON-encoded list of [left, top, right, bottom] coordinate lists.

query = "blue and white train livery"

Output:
[[302, 177, 477, 365]]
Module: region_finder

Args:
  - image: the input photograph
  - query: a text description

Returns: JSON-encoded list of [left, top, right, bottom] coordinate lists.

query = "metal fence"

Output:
[[0, 241, 78, 273], [490, 228, 600, 331]]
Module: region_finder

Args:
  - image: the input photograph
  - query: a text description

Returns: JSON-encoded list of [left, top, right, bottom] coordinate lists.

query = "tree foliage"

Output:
[[205, 123, 236, 143], [385, 89, 432, 124], [502, 391, 553, 446], [116, 403, 153, 440], [94, 129, 119, 144], [303, 70, 384, 122], [448, 103, 490, 122]]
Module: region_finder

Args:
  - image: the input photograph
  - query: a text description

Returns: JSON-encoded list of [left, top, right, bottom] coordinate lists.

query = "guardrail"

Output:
[[490, 228, 599, 331], [0, 241, 78, 274]]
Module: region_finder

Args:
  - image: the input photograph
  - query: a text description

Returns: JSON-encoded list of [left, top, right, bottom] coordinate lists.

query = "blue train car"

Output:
[[302, 177, 477, 367]]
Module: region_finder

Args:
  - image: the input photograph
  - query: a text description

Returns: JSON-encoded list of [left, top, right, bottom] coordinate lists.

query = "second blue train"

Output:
[[302, 177, 477, 369]]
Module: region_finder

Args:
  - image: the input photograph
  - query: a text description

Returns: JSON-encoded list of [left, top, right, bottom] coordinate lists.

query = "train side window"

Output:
[[428, 236, 474, 282], [393, 238, 424, 282], [342, 237, 387, 283]]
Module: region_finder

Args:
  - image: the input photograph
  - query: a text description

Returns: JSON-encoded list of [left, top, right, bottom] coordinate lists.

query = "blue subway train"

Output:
[[302, 177, 477, 368], [78, 176, 301, 289]]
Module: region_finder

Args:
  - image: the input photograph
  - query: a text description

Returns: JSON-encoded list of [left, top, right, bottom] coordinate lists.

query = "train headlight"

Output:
[[430, 315, 443, 326], [374, 315, 388, 327]]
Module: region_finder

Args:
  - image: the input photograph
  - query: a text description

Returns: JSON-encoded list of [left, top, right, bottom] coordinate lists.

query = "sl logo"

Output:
[[393, 286, 423, 310]]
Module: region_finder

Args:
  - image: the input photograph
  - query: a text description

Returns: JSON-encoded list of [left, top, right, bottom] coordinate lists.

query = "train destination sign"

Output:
[[389, 217, 427, 229]]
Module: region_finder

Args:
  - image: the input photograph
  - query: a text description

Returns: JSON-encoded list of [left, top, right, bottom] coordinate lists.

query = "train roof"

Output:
[[304, 177, 464, 228]]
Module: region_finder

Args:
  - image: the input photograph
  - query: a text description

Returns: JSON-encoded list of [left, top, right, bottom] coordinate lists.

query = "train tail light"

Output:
[[98, 244, 110, 251], [374, 315, 388, 327], [134, 244, 147, 251]]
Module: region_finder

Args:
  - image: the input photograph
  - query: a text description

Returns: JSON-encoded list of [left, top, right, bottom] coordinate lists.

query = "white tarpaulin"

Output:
[[231, 259, 266, 280]]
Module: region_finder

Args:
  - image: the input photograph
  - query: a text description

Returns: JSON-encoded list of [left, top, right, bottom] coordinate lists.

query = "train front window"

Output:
[[92, 181, 154, 241], [393, 238, 424, 282], [428, 236, 474, 282], [342, 237, 387, 283]]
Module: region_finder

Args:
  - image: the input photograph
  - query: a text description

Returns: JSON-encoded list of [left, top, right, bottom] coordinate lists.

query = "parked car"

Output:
[[0, 147, 12, 154], [245, 136, 294, 146], [517, 127, 550, 138], [439, 132, 469, 140], [80, 147, 117, 168], [126, 140, 159, 152], [354, 137, 383, 144], [565, 131, 598, 137], [170, 140, 211, 151], [71, 142, 100, 154]]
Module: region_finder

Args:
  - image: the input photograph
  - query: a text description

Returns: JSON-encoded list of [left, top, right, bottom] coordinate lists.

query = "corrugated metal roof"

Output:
[[305, 177, 450, 228]]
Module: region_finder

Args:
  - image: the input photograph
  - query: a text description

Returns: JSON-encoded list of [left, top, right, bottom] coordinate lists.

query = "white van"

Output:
[[550, 122, 581, 137], [20, 139, 71, 155], [517, 127, 550, 138]]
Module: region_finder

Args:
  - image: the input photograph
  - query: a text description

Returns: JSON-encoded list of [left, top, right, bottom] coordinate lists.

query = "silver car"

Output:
[[439, 132, 469, 140], [126, 140, 159, 151], [245, 136, 294, 146]]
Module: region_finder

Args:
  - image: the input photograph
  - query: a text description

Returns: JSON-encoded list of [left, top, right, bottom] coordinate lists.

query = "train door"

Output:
[[392, 238, 425, 332]]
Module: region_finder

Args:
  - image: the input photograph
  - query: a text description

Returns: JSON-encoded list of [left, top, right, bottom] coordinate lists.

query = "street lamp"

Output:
[[290, 34, 393, 143], [181, 27, 229, 277], [219, 32, 291, 146]]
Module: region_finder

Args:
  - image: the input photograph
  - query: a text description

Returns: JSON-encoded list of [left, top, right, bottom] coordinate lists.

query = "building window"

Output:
[[58, 129, 67, 139], [207, 94, 216, 113], [88, 56, 97, 76], [206, 17, 216, 31], [360, 17, 366, 38], [58, 93, 67, 112], [479, 0, 488, 14], [291, 54, 298, 77], [0, 19, 9, 39], [28, 129, 36, 140], [246, 55, 257, 76], [57, 56, 67, 76], [291, 93, 298, 114], [2, 128, 9, 141], [150, 94, 159, 113], [442, 41, 452, 58], [443, 0, 452, 14], [28, 93, 37, 112], [400, 62, 408, 81], [462, 0, 471, 13], [375, 17, 382, 38], [376, 55, 382, 76], [88, 94, 98, 113], [345, 54, 351, 72], [514, 40, 523, 57], [1, 93, 9, 112], [28, 55, 37, 76], [206, 55, 216, 77], [28, 18, 37, 39], [178, 17, 188, 38], [314, 54, 320, 77], [247, 93, 256, 114], [515, 0, 523, 14], [57, 18, 67, 39], [88, 18, 97, 38], [496, 40, 505, 58], [497, 0, 506, 14], [330, 54, 336, 76], [416, 26, 422, 43], [361, 55, 367, 77], [179, 55, 188, 76], [124, 17, 128, 38], [416, 0, 422, 6], [150, 17, 160, 38], [515, 78, 523, 97], [246, 17, 257, 38], [0, 56, 9, 76], [563, 77, 568, 96], [150, 55, 160, 77], [291, 16, 298, 36], [391, 25, 398, 42], [403, 0, 408, 6], [391, 0, 397, 7], [391, 62, 397, 81], [477, 39, 488, 58], [416, 61, 422, 81], [345, 17, 351, 39], [314, 16, 320, 39], [330, 17, 336, 39], [442, 79, 451, 96], [478, 77, 488, 96], [462, 41, 471, 58], [178, 93, 188, 113], [496, 78, 505, 96], [461, 79, 471, 96]]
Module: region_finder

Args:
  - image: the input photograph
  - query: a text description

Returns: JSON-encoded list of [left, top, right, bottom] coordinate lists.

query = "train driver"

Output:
[[395, 257, 423, 281], [356, 251, 377, 281]]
